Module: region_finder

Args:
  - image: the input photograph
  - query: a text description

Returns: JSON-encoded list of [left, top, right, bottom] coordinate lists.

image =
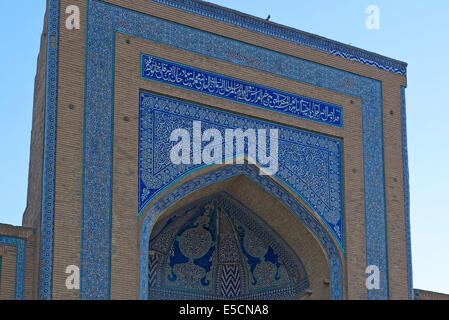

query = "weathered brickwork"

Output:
[[0, 0, 423, 300], [415, 289, 449, 300]]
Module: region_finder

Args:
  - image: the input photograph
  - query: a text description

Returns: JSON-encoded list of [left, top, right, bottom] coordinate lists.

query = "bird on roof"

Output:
[[266, 15, 270, 21]]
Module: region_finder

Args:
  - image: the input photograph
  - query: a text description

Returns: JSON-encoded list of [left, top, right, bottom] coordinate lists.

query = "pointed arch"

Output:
[[146, 191, 310, 299], [139, 164, 343, 299]]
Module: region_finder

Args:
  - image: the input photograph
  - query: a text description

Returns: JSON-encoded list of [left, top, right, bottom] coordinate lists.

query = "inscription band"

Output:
[[141, 54, 342, 127]]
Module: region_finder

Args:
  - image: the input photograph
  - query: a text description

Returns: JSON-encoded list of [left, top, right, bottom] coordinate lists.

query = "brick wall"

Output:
[[415, 289, 449, 300], [20, 1, 49, 300]]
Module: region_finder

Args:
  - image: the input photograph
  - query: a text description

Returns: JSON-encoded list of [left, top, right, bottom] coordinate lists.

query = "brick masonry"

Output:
[[414, 289, 449, 300]]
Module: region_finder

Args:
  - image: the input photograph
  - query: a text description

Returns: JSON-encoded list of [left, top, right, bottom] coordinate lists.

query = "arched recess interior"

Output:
[[138, 164, 344, 299]]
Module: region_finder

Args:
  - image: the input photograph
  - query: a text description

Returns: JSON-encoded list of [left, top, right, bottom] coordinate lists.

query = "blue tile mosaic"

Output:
[[148, 0, 407, 76], [141, 54, 343, 127], [138, 92, 344, 247], [39, 0, 59, 300], [0, 236, 26, 300], [145, 192, 310, 300], [401, 86, 413, 300], [79, 0, 394, 299], [139, 165, 343, 300]]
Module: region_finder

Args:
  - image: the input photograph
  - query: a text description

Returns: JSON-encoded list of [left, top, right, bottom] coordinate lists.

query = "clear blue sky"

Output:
[[0, 0, 447, 295]]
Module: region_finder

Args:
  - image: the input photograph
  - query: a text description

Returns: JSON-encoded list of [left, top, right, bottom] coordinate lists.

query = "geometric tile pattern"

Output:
[[141, 54, 343, 127], [138, 92, 344, 246], [220, 265, 241, 298], [39, 0, 59, 300], [146, 192, 309, 300], [139, 166, 343, 299], [148, 0, 407, 76], [148, 253, 160, 289], [0, 236, 26, 300]]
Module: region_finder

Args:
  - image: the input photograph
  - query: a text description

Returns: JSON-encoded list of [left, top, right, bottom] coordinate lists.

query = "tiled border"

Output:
[[148, 0, 407, 76], [139, 165, 343, 300], [401, 86, 413, 300], [141, 54, 343, 127], [0, 236, 26, 300], [82, 0, 389, 299], [39, 0, 60, 300]]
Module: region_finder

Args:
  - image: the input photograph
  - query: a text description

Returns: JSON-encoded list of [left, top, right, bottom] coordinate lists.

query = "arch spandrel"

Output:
[[138, 92, 344, 248]]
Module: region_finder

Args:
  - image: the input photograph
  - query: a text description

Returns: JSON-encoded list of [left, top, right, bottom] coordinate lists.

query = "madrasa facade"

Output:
[[0, 0, 431, 300]]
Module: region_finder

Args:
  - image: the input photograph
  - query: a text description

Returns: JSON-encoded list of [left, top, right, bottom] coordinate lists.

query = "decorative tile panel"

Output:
[[139, 165, 343, 299], [145, 192, 309, 300], [138, 92, 344, 247], [141, 54, 342, 127], [0, 236, 26, 300]]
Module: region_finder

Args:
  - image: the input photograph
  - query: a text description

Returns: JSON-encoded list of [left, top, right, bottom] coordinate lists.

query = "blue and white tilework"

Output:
[[145, 192, 309, 300], [148, 0, 407, 76], [0, 236, 26, 300], [39, 0, 59, 300], [139, 165, 343, 300], [79, 0, 394, 299], [138, 92, 343, 246], [141, 54, 343, 127]]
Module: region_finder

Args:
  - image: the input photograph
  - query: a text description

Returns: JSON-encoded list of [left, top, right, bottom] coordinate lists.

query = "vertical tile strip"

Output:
[[81, 0, 114, 299], [39, 0, 59, 299]]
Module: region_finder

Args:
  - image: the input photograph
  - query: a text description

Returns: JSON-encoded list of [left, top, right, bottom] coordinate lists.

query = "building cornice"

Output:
[[151, 0, 407, 76]]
